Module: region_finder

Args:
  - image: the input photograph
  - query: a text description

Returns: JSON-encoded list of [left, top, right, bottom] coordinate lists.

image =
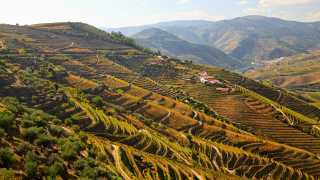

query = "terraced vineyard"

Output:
[[145, 64, 320, 152], [1, 22, 320, 179]]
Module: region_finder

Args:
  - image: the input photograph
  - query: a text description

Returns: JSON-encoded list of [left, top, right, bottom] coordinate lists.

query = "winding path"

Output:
[[160, 111, 171, 123], [112, 145, 132, 180]]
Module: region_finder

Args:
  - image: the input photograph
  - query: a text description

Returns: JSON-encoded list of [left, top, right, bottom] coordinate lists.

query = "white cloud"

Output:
[[305, 11, 320, 21], [259, 0, 314, 7], [177, 0, 191, 4], [138, 9, 225, 25], [244, 7, 267, 15], [172, 10, 225, 21], [243, 0, 316, 20], [238, 0, 249, 5]]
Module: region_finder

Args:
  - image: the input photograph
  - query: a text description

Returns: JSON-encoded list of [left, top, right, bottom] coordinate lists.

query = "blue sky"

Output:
[[0, 0, 319, 27]]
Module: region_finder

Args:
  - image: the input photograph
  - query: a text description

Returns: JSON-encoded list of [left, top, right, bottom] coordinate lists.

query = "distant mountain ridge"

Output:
[[133, 28, 242, 68], [107, 16, 320, 65], [107, 20, 213, 36]]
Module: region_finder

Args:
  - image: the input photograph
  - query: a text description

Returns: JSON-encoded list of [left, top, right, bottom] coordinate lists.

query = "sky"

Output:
[[0, 0, 319, 28]]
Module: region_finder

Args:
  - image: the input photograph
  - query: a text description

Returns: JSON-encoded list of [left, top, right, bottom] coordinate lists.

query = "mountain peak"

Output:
[[134, 28, 178, 40], [238, 15, 274, 20], [228, 15, 287, 23], [137, 27, 168, 34]]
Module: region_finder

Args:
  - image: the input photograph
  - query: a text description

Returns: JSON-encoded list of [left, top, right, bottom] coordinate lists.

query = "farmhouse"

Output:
[[215, 87, 231, 93], [199, 71, 222, 85], [0, 40, 5, 49], [156, 55, 169, 60]]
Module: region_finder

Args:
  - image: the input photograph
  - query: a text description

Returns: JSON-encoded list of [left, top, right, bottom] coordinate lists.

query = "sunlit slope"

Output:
[[245, 50, 320, 107], [245, 50, 320, 88]]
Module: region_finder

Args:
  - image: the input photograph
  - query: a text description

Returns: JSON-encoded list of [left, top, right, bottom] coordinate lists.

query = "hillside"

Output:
[[133, 28, 242, 68], [245, 49, 320, 107], [109, 16, 320, 66], [0, 22, 320, 179]]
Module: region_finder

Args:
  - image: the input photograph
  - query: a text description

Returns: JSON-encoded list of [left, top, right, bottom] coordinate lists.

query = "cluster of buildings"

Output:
[[198, 71, 233, 93], [199, 72, 222, 85]]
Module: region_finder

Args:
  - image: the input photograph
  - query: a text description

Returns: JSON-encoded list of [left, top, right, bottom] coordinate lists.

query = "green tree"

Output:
[[0, 111, 15, 129], [60, 139, 84, 160], [35, 134, 57, 147], [47, 162, 64, 177], [0, 169, 15, 179], [0, 148, 17, 167], [92, 96, 104, 107], [22, 126, 44, 142], [49, 125, 64, 137], [25, 151, 38, 177], [0, 128, 6, 137]]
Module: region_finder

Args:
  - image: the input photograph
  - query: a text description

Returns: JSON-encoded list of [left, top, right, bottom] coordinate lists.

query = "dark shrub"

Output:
[[92, 96, 104, 107], [80, 166, 98, 178], [79, 131, 88, 142], [49, 125, 64, 137], [0, 128, 6, 137], [52, 118, 62, 125], [16, 142, 32, 155], [0, 148, 17, 167], [35, 134, 57, 147], [64, 118, 73, 126], [72, 125, 80, 133], [30, 111, 49, 127], [0, 111, 15, 129], [0, 169, 15, 179], [25, 160, 38, 177], [25, 151, 38, 177], [22, 126, 44, 142], [187, 134, 193, 142], [60, 140, 84, 160], [48, 153, 63, 165], [73, 159, 88, 170], [21, 119, 35, 128], [2, 97, 21, 113], [144, 119, 153, 126], [47, 162, 64, 177]]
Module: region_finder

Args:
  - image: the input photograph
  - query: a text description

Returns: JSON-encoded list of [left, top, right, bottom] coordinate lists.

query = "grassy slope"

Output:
[[245, 50, 320, 87], [245, 50, 320, 104]]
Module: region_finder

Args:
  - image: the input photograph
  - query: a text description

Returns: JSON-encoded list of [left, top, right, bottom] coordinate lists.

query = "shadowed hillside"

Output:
[[133, 28, 243, 68]]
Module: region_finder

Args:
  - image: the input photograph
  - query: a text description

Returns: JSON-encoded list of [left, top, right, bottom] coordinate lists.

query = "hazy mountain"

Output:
[[108, 16, 320, 64], [133, 28, 242, 68], [106, 20, 212, 36]]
